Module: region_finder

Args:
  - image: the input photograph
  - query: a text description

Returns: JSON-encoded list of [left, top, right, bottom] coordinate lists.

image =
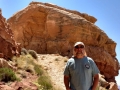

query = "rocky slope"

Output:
[[0, 9, 20, 60], [0, 54, 118, 90], [7, 1, 119, 83]]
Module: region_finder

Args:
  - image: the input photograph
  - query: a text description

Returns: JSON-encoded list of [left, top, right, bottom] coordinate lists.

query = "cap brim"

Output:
[[74, 42, 85, 47]]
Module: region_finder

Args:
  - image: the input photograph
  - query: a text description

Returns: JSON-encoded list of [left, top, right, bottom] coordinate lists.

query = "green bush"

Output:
[[38, 75, 53, 90], [0, 67, 18, 82], [34, 64, 43, 76], [28, 50, 38, 59], [21, 48, 28, 55]]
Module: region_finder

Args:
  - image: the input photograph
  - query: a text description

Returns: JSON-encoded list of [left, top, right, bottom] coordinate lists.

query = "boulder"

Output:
[[109, 82, 118, 90], [0, 58, 17, 70], [99, 74, 110, 88]]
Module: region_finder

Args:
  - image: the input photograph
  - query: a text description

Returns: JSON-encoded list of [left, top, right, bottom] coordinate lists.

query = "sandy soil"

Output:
[[37, 54, 68, 90]]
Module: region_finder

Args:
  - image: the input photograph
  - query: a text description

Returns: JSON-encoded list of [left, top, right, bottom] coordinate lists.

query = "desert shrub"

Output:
[[14, 54, 35, 68], [15, 55, 29, 69], [38, 75, 52, 90], [0, 67, 18, 82], [55, 58, 59, 61], [12, 54, 36, 74], [64, 59, 68, 62], [21, 48, 28, 55], [25, 64, 35, 74], [34, 64, 43, 76], [28, 50, 38, 59]]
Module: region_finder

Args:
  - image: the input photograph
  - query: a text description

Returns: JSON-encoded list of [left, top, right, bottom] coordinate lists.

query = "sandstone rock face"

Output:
[[109, 82, 118, 90], [0, 10, 20, 59], [0, 58, 16, 70], [7, 2, 119, 82]]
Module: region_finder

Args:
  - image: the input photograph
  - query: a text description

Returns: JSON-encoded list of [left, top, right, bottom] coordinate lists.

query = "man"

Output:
[[64, 42, 100, 90]]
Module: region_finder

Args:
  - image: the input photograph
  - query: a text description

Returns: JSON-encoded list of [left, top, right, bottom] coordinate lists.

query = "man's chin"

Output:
[[77, 53, 83, 55], [77, 54, 84, 56]]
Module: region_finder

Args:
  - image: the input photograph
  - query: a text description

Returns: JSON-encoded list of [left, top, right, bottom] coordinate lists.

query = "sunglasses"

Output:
[[75, 45, 84, 49]]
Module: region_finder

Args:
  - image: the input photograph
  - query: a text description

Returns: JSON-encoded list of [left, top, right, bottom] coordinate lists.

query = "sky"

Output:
[[0, 0, 120, 85]]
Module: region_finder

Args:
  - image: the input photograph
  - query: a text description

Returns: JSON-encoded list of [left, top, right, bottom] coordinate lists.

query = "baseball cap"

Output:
[[74, 42, 85, 47]]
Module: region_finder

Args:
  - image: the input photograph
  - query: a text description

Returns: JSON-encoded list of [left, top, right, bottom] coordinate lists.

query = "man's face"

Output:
[[74, 44, 85, 55]]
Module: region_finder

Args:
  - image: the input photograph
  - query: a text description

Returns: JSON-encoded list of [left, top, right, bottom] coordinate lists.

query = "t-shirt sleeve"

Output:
[[90, 59, 100, 76], [63, 61, 70, 76]]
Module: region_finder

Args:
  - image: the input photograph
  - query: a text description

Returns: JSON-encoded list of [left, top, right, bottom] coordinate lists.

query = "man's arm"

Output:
[[92, 73, 99, 90], [64, 75, 71, 90]]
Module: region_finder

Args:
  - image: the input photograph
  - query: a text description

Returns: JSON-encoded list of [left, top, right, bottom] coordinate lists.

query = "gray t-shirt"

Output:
[[64, 56, 100, 90]]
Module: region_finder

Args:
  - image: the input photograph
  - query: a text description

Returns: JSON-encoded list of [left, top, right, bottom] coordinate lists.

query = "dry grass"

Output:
[[12, 54, 55, 90]]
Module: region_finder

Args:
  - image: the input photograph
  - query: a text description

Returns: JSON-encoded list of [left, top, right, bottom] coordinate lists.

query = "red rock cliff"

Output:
[[7, 2, 119, 82], [0, 9, 20, 59]]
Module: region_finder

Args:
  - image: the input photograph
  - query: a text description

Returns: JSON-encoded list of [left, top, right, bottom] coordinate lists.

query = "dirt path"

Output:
[[37, 54, 68, 90]]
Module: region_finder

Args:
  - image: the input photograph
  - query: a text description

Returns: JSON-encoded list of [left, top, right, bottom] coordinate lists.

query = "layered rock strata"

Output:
[[0, 9, 20, 59]]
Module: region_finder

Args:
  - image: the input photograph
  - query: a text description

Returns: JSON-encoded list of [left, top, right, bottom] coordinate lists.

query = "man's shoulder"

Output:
[[66, 58, 75, 66], [68, 57, 74, 62], [87, 57, 95, 63], [87, 56, 92, 60], [87, 57, 93, 61]]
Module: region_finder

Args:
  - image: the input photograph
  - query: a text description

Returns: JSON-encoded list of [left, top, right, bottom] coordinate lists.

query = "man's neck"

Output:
[[75, 55, 84, 59]]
